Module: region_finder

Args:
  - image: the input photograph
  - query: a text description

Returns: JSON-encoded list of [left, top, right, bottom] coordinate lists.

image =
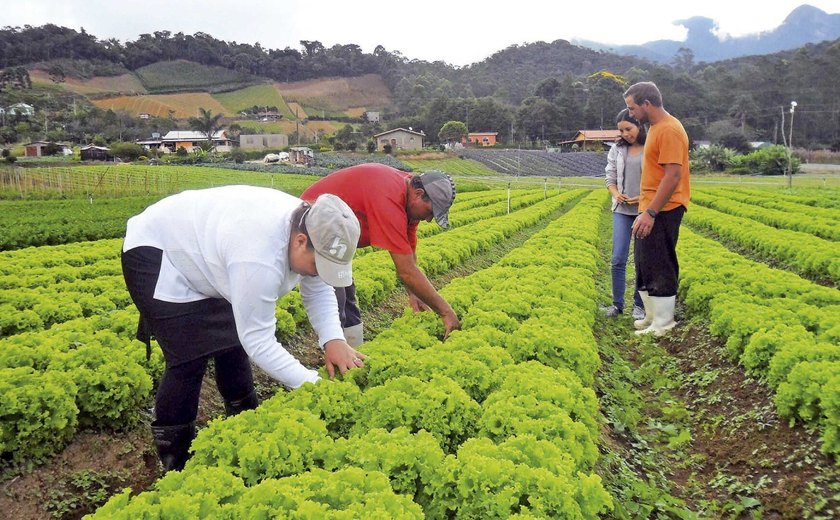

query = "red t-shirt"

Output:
[[302, 163, 418, 254]]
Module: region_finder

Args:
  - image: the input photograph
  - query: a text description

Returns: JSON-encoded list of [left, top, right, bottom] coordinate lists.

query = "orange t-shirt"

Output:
[[639, 114, 691, 212]]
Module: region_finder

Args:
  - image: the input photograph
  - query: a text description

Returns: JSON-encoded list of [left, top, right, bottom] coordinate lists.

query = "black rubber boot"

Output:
[[150, 421, 195, 472], [223, 389, 259, 417]]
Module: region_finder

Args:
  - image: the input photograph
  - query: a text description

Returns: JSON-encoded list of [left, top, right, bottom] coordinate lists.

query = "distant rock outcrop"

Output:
[[575, 4, 840, 64]]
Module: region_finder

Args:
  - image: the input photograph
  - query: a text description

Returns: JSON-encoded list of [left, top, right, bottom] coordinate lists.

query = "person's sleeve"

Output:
[[605, 145, 619, 187], [366, 198, 414, 254], [657, 128, 687, 166], [227, 261, 319, 388], [299, 276, 344, 348]]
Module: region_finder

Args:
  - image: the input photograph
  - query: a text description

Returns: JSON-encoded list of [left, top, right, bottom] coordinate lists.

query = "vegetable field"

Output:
[[0, 166, 838, 519]]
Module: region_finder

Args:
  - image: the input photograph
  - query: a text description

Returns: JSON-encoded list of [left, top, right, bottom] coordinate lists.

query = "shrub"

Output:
[[730, 145, 800, 175], [109, 142, 145, 162], [691, 145, 735, 172]]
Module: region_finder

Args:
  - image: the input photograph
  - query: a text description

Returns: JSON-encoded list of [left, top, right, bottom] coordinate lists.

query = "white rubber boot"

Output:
[[633, 291, 653, 330], [635, 296, 677, 337], [343, 323, 364, 348]]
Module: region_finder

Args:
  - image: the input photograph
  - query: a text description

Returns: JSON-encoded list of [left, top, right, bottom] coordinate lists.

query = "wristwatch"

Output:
[[645, 208, 659, 219]]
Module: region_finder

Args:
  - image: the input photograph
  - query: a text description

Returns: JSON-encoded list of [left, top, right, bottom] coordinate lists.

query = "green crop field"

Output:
[[400, 157, 500, 176], [135, 60, 261, 93], [0, 165, 322, 199], [214, 85, 296, 120]]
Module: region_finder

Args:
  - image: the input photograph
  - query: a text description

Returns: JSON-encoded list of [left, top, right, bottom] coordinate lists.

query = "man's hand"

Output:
[[408, 292, 432, 312], [632, 211, 655, 239], [441, 310, 461, 340], [323, 339, 366, 379]]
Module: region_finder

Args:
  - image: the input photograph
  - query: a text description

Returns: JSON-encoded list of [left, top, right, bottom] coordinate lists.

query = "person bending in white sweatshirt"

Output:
[[121, 185, 363, 471]]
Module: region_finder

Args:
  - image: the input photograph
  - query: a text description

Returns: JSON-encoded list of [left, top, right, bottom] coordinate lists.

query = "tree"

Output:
[[188, 108, 224, 149], [366, 140, 376, 153], [438, 120, 468, 145]]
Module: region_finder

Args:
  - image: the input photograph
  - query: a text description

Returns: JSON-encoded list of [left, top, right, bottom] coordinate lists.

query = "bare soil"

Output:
[[660, 323, 839, 518]]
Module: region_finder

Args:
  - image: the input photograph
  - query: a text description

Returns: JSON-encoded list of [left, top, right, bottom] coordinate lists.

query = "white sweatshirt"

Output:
[[124, 185, 343, 388]]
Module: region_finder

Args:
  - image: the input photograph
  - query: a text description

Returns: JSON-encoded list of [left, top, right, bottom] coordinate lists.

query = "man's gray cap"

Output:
[[419, 171, 455, 228], [305, 194, 361, 287]]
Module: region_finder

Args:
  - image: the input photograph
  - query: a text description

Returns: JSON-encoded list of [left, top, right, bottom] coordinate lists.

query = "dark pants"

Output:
[[634, 206, 686, 297], [121, 246, 255, 426], [335, 282, 362, 328]]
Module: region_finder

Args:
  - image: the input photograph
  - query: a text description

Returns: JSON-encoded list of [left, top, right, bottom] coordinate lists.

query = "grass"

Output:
[[92, 92, 230, 119], [276, 74, 391, 112]]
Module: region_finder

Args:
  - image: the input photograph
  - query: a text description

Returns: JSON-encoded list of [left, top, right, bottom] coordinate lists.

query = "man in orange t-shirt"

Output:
[[302, 164, 460, 346], [624, 81, 691, 336]]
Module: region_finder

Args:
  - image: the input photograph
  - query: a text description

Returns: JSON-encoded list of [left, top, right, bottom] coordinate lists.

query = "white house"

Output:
[[160, 130, 232, 153], [374, 128, 425, 151]]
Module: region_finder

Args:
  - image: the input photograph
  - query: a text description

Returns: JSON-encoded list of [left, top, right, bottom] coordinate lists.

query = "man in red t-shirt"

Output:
[[302, 163, 459, 345]]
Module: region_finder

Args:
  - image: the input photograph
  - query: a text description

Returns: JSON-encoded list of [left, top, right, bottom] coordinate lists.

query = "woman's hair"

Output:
[[290, 202, 315, 250], [615, 108, 647, 147]]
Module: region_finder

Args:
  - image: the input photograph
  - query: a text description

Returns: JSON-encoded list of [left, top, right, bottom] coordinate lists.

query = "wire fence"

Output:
[[1, 164, 838, 200]]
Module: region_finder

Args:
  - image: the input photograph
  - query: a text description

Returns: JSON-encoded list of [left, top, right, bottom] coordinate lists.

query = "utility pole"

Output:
[[295, 106, 300, 146], [787, 101, 797, 189]]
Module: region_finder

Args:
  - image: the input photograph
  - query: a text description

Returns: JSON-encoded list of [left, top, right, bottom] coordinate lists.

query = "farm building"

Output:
[[374, 128, 425, 151], [23, 141, 73, 157], [558, 130, 621, 151], [290, 146, 314, 165], [464, 132, 498, 146], [80, 145, 112, 161], [6, 102, 34, 117], [240, 134, 289, 150], [160, 130, 233, 153]]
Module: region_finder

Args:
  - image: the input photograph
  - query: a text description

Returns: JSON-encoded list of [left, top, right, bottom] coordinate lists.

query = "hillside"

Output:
[[455, 39, 652, 104], [37, 61, 392, 126]]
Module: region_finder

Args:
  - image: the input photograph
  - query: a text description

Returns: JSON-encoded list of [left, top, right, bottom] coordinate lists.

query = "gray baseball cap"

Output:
[[305, 194, 361, 287], [419, 171, 456, 228]]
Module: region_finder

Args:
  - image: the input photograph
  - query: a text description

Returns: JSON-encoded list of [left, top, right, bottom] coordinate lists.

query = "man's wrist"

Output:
[[645, 208, 658, 219]]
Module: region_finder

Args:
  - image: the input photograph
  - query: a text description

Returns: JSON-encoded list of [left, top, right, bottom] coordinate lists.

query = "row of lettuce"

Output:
[[686, 187, 840, 458], [677, 226, 840, 459], [0, 189, 584, 466], [685, 197, 839, 285], [692, 189, 839, 241], [0, 182, 530, 252], [89, 191, 614, 518]]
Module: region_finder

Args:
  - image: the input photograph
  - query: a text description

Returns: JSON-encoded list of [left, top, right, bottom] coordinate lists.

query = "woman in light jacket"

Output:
[[603, 109, 646, 319]]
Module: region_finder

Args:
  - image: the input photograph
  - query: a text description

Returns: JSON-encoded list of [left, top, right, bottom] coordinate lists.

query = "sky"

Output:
[[4, 0, 840, 66]]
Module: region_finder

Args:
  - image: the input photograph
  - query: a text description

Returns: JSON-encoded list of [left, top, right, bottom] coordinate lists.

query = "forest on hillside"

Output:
[[0, 24, 838, 149]]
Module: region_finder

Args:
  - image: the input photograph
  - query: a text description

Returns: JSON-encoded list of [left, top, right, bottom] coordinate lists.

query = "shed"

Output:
[[558, 130, 621, 151], [290, 146, 314, 165], [80, 145, 112, 161]]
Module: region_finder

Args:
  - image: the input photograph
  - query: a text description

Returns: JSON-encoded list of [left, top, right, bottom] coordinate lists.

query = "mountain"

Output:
[[574, 4, 840, 64]]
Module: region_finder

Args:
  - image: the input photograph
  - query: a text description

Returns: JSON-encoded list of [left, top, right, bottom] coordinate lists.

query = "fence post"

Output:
[[507, 183, 511, 214], [544, 177, 547, 199]]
